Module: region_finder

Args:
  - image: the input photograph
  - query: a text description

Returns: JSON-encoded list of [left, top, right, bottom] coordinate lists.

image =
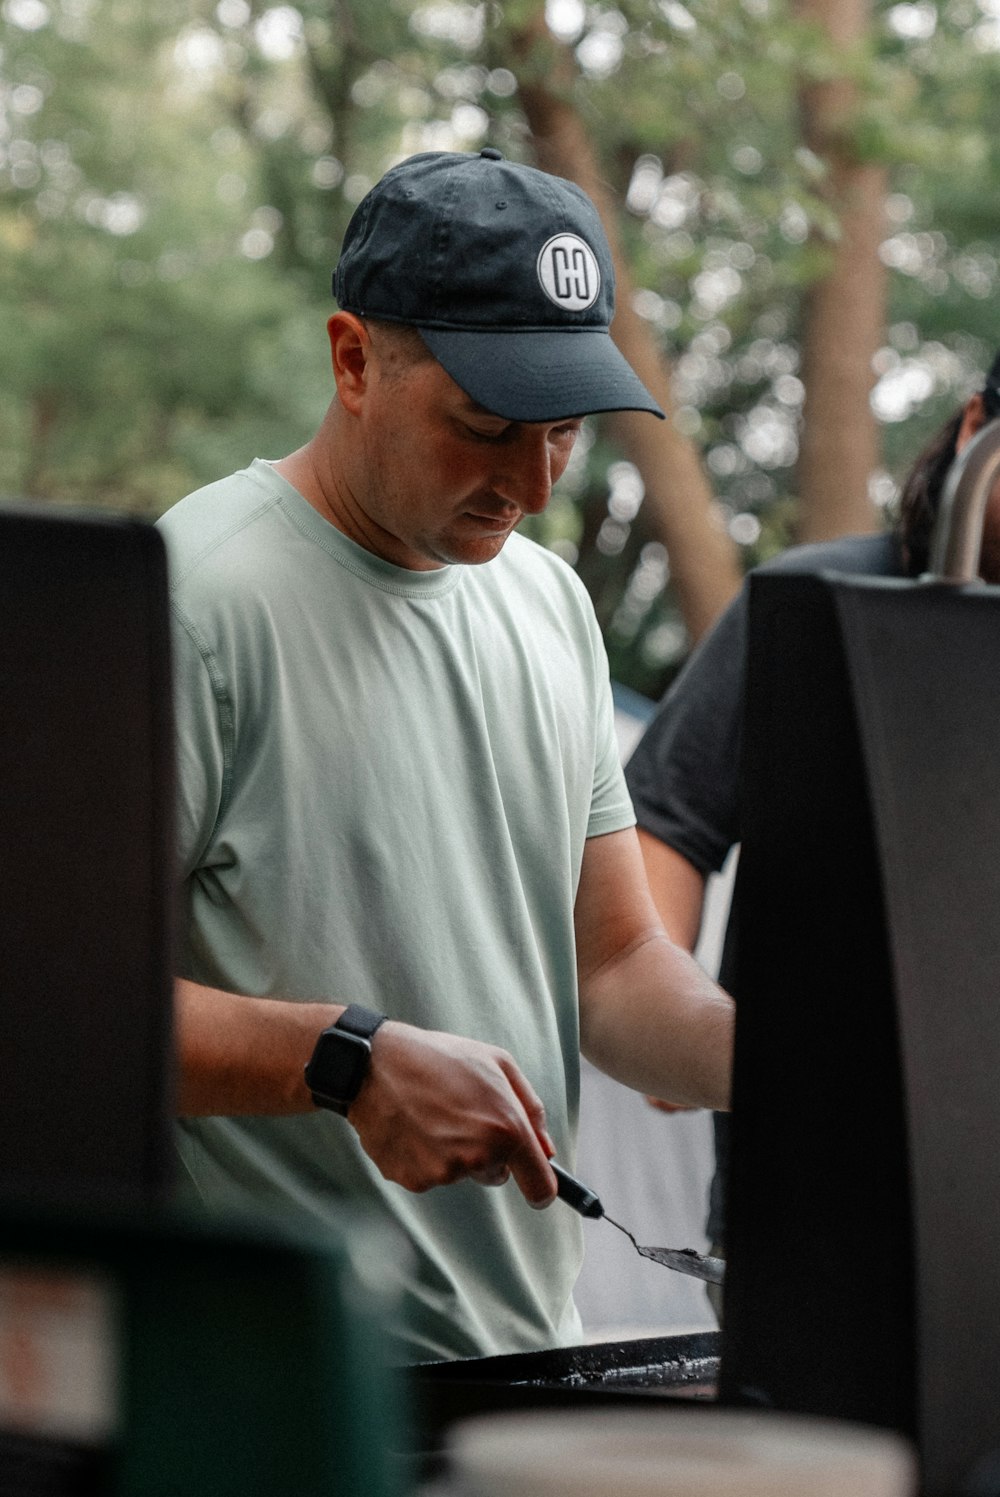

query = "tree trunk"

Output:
[[22, 390, 60, 500], [793, 0, 888, 543], [502, 14, 741, 643]]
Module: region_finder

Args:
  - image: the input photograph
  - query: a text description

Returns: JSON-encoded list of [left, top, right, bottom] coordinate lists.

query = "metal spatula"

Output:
[[551, 1161, 725, 1287]]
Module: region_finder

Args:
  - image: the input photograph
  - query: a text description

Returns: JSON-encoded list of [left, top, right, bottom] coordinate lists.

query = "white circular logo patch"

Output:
[[537, 233, 601, 311]]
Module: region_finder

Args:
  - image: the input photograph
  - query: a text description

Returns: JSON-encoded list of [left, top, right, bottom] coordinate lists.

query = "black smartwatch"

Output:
[[304, 1003, 387, 1116]]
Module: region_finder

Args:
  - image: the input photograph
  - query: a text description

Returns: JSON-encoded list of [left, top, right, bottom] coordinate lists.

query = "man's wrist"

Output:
[[304, 1003, 388, 1115]]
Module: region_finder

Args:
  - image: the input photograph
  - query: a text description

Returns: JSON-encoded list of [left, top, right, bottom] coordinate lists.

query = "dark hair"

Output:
[[897, 409, 966, 577], [897, 357, 1000, 577], [362, 317, 434, 373]]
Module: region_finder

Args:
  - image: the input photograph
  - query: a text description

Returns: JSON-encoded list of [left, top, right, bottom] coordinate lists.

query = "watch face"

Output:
[[305, 1027, 371, 1105]]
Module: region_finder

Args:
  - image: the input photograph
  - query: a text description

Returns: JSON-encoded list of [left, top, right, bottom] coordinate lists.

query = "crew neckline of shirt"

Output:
[[250, 458, 463, 600]]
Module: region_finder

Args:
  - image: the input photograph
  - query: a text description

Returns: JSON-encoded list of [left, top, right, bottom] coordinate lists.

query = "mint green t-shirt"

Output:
[[159, 459, 635, 1362]]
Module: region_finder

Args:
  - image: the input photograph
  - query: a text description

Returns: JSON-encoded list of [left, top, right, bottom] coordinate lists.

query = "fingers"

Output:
[[507, 1150, 559, 1209], [502, 1055, 557, 1158], [502, 1121, 558, 1209], [469, 1164, 511, 1187], [348, 1023, 561, 1204], [494, 1053, 558, 1208]]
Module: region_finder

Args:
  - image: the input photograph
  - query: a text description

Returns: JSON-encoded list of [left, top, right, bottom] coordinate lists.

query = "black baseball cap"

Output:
[[333, 148, 664, 424]]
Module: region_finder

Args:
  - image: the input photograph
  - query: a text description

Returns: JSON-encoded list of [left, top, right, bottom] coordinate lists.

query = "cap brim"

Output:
[[418, 327, 665, 423]]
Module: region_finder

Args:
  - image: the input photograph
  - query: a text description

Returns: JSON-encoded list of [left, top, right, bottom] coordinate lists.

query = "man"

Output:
[[160, 148, 733, 1364]]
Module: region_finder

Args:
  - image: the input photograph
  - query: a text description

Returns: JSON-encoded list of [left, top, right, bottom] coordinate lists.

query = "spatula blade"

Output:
[[635, 1243, 726, 1285]]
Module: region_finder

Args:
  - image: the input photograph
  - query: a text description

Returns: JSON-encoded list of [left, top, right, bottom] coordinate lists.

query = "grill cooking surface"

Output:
[[406, 1331, 721, 1474], [411, 1330, 720, 1394]]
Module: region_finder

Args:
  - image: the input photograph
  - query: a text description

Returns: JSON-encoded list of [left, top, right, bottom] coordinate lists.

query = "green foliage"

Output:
[[2, 0, 999, 692], [0, 0, 318, 508]]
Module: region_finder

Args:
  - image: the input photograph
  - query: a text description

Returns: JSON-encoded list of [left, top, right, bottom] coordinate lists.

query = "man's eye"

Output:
[[463, 423, 509, 442]]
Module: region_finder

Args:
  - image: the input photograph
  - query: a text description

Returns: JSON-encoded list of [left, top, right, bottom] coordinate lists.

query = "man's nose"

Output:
[[492, 432, 553, 514]]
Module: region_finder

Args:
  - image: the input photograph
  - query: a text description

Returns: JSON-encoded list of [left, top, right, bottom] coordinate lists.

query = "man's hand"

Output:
[[175, 979, 560, 1204], [347, 1021, 559, 1207]]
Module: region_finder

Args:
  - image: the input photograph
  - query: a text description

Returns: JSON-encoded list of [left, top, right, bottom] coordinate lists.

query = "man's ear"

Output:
[[957, 393, 987, 455], [327, 312, 371, 416]]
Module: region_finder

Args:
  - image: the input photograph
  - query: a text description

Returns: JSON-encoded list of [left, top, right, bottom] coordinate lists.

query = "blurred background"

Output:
[[2, 0, 998, 695]]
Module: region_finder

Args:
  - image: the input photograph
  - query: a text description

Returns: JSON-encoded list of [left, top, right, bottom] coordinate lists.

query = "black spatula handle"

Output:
[[550, 1161, 604, 1219]]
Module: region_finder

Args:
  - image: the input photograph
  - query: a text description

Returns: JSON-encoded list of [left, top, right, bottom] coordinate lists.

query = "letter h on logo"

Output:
[[553, 245, 591, 303]]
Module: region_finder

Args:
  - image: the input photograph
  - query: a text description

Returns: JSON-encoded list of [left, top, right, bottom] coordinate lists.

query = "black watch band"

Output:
[[304, 1003, 388, 1116]]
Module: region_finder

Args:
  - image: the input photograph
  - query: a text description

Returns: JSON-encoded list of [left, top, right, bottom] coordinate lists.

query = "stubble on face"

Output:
[[354, 390, 515, 569], [312, 315, 581, 571], [352, 359, 559, 570]]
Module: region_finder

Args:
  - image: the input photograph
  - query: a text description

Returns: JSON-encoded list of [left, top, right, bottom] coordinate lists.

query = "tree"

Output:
[[4, 0, 1000, 695], [793, 0, 887, 542], [0, 1, 333, 510], [502, 6, 743, 643]]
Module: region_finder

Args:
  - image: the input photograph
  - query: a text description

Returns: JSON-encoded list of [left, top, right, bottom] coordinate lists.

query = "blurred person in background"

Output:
[[625, 350, 1000, 1314]]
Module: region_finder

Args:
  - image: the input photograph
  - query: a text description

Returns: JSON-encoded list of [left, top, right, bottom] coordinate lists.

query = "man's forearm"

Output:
[[578, 930, 734, 1111], [175, 977, 343, 1115]]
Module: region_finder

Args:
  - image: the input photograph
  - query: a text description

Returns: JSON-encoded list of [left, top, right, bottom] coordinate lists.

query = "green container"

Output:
[[0, 1203, 410, 1497]]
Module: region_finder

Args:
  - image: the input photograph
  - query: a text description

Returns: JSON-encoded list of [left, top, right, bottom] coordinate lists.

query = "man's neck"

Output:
[[272, 445, 326, 515]]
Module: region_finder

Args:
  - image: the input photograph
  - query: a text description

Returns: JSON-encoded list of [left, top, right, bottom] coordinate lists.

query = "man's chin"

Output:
[[436, 529, 516, 566]]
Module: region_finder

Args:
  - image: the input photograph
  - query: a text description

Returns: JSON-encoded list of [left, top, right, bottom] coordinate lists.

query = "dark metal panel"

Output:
[[719, 572, 917, 1435], [836, 578, 1000, 1496], [0, 504, 175, 1207]]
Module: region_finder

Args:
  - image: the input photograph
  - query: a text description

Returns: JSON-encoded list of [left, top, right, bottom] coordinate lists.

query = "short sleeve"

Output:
[[169, 606, 230, 878], [586, 607, 637, 840]]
